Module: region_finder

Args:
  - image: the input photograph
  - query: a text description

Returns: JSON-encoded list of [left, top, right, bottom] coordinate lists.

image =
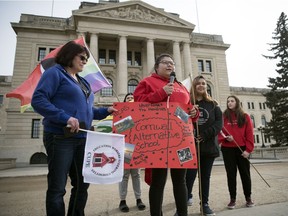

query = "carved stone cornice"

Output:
[[86, 5, 184, 26]]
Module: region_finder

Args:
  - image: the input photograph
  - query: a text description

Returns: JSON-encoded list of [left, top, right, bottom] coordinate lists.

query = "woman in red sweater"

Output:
[[133, 53, 198, 216], [218, 95, 255, 209]]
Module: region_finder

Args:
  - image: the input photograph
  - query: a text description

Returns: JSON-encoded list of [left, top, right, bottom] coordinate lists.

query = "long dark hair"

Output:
[[55, 41, 89, 67], [223, 95, 246, 127]]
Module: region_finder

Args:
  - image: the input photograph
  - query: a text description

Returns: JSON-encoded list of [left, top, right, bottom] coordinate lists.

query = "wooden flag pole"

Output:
[[189, 74, 204, 216]]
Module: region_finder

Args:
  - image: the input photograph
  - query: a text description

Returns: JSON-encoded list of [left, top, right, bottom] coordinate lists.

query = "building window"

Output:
[[99, 49, 106, 64], [38, 47, 46, 61], [0, 95, 3, 105], [250, 115, 255, 128], [251, 102, 254, 109], [49, 48, 55, 53], [207, 84, 212, 97], [100, 78, 113, 96], [31, 119, 41, 138], [256, 134, 259, 143], [259, 102, 262, 109], [109, 50, 116, 64], [198, 60, 204, 72], [127, 51, 132, 65], [206, 60, 212, 72], [263, 103, 266, 109], [247, 102, 251, 109], [198, 59, 212, 73], [127, 51, 142, 66], [264, 135, 271, 143], [134, 52, 142, 66], [128, 79, 139, 93], [261, 115, 267, 126]]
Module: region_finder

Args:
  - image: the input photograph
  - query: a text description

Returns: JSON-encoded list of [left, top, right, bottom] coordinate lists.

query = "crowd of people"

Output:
[[32, 39, 255, 216]]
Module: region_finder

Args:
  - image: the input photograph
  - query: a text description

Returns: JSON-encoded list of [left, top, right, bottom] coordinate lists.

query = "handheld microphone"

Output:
[[169, 71, 176, 83]]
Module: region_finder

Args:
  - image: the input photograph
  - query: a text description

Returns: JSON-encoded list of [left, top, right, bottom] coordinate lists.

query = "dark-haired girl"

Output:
[[218, 95, 254, 209]]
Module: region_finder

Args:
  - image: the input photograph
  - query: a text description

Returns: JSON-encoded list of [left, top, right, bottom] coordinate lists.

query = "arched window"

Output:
[[128, 79, 139, 93], [207, 84, 212, 97], [261, 115, 267, 126], [250, 115, 255, 128], [100, 78, 113, 96], [30, 152, 47, 164]]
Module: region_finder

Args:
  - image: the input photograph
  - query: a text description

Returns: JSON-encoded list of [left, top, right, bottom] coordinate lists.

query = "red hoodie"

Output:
[[218, 113, 254, 153]]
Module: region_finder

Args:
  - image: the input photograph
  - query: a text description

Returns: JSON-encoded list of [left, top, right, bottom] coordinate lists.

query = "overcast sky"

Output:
[[0, 0, 286, 88]]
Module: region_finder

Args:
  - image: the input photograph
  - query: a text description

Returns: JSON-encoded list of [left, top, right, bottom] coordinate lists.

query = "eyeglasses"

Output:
[[78, 55, 88, 62], [160, 60, 175, 66]]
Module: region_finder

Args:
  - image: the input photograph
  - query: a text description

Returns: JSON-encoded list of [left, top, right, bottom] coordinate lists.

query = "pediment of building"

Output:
[[73, 1, 194, 29]]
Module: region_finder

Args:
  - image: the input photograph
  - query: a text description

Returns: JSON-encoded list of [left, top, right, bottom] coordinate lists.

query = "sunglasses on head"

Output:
[[78, 55, 88, 62]]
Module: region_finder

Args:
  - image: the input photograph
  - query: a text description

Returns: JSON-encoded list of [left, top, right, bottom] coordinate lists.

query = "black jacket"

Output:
[[194, 100, 223, 158]]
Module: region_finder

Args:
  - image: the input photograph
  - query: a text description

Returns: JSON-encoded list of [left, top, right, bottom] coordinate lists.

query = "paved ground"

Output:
[[0, 159, 287, 216]]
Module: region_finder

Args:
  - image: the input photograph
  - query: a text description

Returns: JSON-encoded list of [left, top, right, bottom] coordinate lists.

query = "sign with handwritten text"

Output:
[[112, 102, 197, 169]]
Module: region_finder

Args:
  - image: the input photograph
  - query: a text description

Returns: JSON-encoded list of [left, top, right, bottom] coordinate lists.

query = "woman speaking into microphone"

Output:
[[133, 53, 199, 216]]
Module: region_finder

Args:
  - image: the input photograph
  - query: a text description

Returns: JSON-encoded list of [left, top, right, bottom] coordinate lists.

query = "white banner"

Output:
[[82, 131, 125, 184]]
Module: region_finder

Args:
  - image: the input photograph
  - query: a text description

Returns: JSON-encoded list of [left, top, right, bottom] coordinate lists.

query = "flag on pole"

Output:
[[82, 131, 125, 184], [6, 36, 111, 113], [80, 52, 112, 93], [181, 76, 192, 92]]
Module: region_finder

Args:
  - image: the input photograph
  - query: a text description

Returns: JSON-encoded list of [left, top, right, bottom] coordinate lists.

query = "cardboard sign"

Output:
[[112, 102, 198, 169]]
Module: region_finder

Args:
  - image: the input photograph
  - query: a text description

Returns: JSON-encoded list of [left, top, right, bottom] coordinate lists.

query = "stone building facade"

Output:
[[0, 0, 272, 165]]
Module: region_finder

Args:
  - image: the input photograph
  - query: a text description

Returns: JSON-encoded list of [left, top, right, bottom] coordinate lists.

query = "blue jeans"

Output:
[[44, 132, 89, 216], [186, 156, 215, 205]]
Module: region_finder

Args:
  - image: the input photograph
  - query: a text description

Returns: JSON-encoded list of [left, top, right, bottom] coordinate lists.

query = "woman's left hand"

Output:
[[108, 106, 118, 113]]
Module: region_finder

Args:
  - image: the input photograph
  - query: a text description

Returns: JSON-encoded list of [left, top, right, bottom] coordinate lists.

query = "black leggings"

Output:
[[149, 168, 187, 216], [221, 146, 252, 200]]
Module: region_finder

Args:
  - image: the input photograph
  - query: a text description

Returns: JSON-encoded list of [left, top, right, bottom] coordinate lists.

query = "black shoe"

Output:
[[202, 203, 215, 216], [119, 200, 129, 212], [136, 199, 146, 210]]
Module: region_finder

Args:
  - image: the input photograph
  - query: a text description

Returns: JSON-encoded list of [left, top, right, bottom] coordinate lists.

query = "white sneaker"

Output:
[[187, 198, 193, 206]]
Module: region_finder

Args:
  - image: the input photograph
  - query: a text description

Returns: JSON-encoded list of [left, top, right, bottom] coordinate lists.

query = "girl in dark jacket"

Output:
[[186, 75, 223, 216]]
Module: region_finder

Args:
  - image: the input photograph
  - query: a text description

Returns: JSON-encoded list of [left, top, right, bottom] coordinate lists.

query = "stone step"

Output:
[[0, 158, 16, 170]]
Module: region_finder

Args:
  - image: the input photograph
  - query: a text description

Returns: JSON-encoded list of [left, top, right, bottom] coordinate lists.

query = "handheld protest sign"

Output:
[[112, 102, 197, 169]]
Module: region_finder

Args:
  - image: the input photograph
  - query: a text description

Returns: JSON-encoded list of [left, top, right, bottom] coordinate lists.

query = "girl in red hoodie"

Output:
[[218, 95, 255, 209]]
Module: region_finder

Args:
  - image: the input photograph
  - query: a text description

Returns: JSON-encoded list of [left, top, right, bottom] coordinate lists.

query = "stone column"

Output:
[[117, 35, 128, 97], [146, 38, 155, 76], [90, 33, 98, 61], [183, 41, 193, 79], [173, 41, 182, 81]]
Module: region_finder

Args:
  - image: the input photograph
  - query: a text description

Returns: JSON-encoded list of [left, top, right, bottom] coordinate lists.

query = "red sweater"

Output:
[[134, 73, 190, 104], [218, 113, 254, 153]]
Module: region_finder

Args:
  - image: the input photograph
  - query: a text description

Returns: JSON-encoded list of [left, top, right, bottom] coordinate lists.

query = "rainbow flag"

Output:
[[81, 50, 112, 93], [6, 37, 111, 112]]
